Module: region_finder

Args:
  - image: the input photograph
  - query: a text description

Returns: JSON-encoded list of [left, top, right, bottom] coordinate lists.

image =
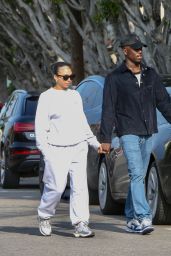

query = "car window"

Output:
[[77, 81, 102, 111], [24, 96, 39, 116], [94, 87, 103, 107], [157, 110, 167, 125], [0, 103, 7, 119], [4, 94, 18, 118]]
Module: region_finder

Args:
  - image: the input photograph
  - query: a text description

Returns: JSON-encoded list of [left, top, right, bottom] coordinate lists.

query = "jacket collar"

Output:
[[119, 61, 151, 73]]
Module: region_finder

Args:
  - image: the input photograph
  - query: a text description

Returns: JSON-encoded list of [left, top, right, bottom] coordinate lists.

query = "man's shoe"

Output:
[[126, 219, 142, 233], [38, 217, 52, 236], [73, 222, 95, 238], [140, 218, 154, 235]]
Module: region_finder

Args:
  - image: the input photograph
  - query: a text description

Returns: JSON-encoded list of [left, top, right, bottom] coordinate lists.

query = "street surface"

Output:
[[0, 178, 171, 256]]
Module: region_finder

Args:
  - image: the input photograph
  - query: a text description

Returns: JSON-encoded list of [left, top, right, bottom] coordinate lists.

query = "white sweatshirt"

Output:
[[35, 87, 100, 157]]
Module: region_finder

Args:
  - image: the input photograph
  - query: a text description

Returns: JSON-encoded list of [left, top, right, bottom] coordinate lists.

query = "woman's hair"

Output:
[[51, 61, 71, 75]]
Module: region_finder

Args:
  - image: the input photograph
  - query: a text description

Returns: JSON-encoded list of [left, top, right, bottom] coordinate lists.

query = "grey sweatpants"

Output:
[[38, 141, 90, 225]]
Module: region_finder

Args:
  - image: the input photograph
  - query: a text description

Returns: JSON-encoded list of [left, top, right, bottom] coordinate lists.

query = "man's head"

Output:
[[120, 33, 147, 64]]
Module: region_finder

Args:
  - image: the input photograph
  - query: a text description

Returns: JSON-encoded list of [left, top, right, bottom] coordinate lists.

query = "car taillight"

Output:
[[13, 122, 35, 132], [11, 149, 40, 156]]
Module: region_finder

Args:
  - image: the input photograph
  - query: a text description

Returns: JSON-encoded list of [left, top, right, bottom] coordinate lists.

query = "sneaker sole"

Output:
[[73, 232, 95, 238], [39, 227, 52, 236], [141, 226, 154, 235], [126, 226, 154, 235], [126, 227, 142, 233]]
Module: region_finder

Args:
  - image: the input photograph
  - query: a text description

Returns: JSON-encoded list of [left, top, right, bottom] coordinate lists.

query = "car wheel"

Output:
[[0, 150, 19, 188], [39, 154, 44, 195], [98, 158, 122, 214], [88, 187, 99, 205], [146, 162, 171, 224]]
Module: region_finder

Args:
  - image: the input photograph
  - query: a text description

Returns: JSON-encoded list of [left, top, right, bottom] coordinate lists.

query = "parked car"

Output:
[[0, 102, 3, 112], [76, 75, 171, 224], [0, 90, 40, 188]]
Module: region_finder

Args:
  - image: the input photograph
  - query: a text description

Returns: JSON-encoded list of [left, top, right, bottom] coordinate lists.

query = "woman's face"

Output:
[[54, 66, 74, 90]]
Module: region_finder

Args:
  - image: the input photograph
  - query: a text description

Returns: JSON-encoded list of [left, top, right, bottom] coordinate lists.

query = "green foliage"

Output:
[[21, 26, 31, 35], [23, 0, 33, 4], [94, 0, 121, 23], [4, 0, 18, 7], [51, 0, 64, 19], [52, 0, 64, 4], [10, 46, 17, 55]]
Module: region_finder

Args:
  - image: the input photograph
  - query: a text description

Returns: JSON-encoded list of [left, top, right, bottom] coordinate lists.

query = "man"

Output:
[[100, 33, 171, 235]]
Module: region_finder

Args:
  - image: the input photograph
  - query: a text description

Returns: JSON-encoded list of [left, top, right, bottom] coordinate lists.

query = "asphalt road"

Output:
[[0, 178, 171, 256]]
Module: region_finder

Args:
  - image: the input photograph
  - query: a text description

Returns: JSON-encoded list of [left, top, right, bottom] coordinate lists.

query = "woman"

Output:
[[35, 62, 102, 237]]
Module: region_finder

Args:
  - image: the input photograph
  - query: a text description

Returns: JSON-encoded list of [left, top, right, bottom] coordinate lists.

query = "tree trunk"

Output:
[[0, 67, 8, 103], [70, 8, 84, 85], [0, 0, 171, 94]]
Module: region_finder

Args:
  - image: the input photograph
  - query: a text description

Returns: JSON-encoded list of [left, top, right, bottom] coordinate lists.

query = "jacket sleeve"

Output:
[[155, 72, 171, 123], [35, 93, 50, 157], [100, 74, 116, 143]]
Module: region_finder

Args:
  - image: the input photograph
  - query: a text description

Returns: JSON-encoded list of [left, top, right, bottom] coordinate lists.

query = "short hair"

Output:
[[51, 62, 71, 75]]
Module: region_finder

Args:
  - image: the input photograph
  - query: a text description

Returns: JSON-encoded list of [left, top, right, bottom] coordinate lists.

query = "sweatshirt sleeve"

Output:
[[35, 93, 50, 157], [76, 92, 100, 150]]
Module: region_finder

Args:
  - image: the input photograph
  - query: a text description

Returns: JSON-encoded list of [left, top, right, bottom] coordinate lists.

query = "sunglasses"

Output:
[[57, 74, 75, 81]]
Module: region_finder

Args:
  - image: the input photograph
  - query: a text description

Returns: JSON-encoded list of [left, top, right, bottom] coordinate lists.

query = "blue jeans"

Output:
[[120, 135, 152, 221]]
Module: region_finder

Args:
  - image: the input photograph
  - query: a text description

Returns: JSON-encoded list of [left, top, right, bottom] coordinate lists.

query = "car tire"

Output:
[[98, 158, 123, 214], [88, 187, 99, 205], [0, 150, 19, 189], [39, 154, 44, 195], [146, 162, 171, 224]]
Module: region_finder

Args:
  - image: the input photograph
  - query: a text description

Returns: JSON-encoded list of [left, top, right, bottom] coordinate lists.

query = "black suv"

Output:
[[0, 90, 40, 188]]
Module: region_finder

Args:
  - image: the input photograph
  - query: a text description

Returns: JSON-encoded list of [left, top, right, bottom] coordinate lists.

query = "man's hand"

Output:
[[101, 143, 111, 154]]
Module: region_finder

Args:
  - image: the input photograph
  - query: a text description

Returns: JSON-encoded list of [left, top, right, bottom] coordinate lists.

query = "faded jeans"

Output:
[[120, 135, 152, 221]]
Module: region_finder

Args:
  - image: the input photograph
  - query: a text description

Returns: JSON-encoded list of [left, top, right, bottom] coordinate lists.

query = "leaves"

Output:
[[94, 0, 121, 23], [0, 0, 171, 98]]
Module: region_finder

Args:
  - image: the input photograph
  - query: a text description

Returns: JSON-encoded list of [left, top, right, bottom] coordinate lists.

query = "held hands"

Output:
[[98, 143, 111, 154]]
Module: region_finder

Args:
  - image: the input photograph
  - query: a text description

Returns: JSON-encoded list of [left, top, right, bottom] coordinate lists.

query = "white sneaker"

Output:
[[126, 219, 142, 233], [140, 218, 154, 235], [141, 218, 152, 226], [38, 217, 52, 236], [73, 222, 95, 238]]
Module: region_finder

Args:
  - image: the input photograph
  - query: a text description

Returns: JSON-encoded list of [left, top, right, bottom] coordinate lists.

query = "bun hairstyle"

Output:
[[51, 61, 71, 75]]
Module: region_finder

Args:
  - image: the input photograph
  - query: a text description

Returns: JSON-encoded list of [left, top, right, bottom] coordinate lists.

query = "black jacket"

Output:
[[100, 62, 171, 143]]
